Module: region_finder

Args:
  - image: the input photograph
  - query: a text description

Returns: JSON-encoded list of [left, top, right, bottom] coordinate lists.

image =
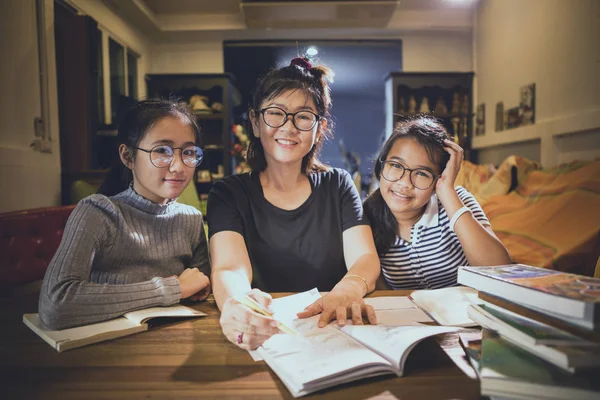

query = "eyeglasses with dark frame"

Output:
[[257, 107, 321, 131], [380, 159, 440, 190], [133, 145, 203, 168]]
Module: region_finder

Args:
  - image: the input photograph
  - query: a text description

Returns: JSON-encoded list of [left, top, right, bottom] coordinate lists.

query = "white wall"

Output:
[[148, 32, 472, 74], [150, 42, 224, 74], [473, 0, 600, 167], [402, 31, 472, 72], [0, 0, 61, 212]]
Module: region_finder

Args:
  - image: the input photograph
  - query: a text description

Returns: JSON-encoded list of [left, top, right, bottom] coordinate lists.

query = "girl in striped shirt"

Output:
[[364, 116, 511, 290]]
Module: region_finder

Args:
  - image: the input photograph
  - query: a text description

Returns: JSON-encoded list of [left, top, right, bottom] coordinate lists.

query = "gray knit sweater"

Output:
[[39, 187, 209, 330]]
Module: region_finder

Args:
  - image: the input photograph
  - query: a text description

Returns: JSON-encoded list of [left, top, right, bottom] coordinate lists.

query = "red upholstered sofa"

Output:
[[0, 205, 75, 290]]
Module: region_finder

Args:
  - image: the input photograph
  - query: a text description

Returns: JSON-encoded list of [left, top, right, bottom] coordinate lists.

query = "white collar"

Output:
[[414, 193, 439, 228]]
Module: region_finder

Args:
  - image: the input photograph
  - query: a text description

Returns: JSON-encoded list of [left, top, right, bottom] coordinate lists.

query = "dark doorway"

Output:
[[224, 40, 402, 196]]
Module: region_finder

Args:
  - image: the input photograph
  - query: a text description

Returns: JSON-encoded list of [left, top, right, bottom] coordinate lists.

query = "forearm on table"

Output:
[[39, 276, 181, 330]]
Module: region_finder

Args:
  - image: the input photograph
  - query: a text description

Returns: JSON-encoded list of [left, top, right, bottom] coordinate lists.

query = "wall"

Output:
[[473, 0, 600, 167], [149, 32, 472, 74], [402, 31, 472, 72], [0, 0, 61, 212], [150, 42, 224, 74]]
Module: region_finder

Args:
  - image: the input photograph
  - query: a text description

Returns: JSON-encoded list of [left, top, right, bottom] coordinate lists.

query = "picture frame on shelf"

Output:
[[476, 103, 485, 136], [505, 107, 521, 130]]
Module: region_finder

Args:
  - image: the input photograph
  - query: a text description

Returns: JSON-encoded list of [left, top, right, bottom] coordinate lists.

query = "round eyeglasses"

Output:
[[380, 160, 439, 190], [133, 145, 203, 168], [258, 107, 320, 131]]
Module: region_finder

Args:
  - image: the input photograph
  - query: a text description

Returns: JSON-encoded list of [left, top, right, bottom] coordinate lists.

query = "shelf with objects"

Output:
[[384, 72, 476, 162], [145, 74, 242, 196]]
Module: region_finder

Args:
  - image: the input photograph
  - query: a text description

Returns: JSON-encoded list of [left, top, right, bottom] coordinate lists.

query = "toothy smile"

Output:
[[276, 139, 298, 145], [391, 190, 411, 199]]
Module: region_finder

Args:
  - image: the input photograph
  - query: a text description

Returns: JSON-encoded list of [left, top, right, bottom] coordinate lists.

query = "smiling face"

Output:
[[379, 137, 441, 221], [250, 89, 322, 170], [121, 115, 197, 204]]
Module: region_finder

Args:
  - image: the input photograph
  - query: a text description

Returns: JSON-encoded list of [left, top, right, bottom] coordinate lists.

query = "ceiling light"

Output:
[[306, 47, 318, 57]]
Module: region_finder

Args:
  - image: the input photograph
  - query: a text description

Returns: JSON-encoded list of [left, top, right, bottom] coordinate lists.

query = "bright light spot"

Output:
[[306, 47, 318, 57]]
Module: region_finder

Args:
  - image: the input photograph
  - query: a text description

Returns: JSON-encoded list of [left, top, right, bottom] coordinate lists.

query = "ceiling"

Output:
[[101, 0, 478, 43]]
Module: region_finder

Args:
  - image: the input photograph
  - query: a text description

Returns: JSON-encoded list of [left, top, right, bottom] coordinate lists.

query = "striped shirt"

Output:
[[380, 186, 489, 290]]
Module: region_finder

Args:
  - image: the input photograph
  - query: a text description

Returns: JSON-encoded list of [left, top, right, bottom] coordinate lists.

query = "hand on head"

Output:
[[219, 288, 280, 350], [435, 139, 464, 199], [297, 285, 377, 328], [178, 268, 211, 301]]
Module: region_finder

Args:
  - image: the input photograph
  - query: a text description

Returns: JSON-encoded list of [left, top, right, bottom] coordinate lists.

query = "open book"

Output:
[[256, 290, 456, 397], [409, 286, 480, 327], [23, 304, 207, 352]]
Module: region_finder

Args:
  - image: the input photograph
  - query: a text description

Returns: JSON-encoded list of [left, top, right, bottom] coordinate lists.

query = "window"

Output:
[[109, 37, 126, 125], [97, 29, 140, 126], [127, 50, 138, 100]]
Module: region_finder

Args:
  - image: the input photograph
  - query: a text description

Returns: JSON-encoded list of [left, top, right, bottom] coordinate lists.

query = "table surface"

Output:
[[0, 290, 480, 399]]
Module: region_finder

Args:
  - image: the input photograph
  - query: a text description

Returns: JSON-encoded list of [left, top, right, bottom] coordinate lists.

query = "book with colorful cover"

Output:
[[457, 264, 600, 325], [479, 332, 600, 400]]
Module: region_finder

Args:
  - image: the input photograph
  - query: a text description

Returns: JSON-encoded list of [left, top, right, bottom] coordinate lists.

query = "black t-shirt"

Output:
[[207, 168, 368, 292]]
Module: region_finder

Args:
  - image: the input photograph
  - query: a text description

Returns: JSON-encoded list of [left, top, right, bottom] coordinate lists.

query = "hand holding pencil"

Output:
[[233, 294, 299, 336], [219, 288, 293, 350]]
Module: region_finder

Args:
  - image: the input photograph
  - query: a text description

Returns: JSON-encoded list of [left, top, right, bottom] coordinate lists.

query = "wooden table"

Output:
[[0, 291, 480, 399]]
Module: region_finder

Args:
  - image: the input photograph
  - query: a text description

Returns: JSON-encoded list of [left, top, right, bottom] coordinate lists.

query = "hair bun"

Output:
[[290, 57, 312, 70]]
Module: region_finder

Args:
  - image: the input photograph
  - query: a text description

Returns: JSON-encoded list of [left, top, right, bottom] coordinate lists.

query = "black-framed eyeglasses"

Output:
[[133, 145, 203, 168], [380, 159, 439, 190], [257, 107, 320, 131]]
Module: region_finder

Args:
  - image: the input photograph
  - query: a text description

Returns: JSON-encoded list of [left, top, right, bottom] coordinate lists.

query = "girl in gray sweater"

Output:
[[39, 99, 211, 330]]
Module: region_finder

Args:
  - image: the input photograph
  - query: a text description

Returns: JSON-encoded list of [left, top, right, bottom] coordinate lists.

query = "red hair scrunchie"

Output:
[[290, 57, 312, 70]]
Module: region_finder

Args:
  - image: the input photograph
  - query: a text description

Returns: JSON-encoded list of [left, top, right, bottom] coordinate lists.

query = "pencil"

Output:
[[233, 294, 299, 336]]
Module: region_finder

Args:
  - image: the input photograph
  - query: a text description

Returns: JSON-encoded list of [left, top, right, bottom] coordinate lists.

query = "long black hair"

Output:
[[98, 99, 201, 196], [247, 57, 334, 174], [364, 116, 451, 255]]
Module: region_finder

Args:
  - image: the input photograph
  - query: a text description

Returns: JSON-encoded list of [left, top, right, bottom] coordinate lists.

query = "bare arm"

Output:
[[209, 231, 253, 310], [340, 224, 381, 295], [210, 230, 279, 349], [435, 139, 512, 267], [451, 208, 512, 266]]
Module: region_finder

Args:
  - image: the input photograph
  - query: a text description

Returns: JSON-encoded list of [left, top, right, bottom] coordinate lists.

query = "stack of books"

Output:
[[457, 263, 600, 400]]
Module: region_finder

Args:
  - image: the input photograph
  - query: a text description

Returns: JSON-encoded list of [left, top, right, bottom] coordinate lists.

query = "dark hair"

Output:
[[246, 57, 334, 174], [98, 98, 201, 196], [364, 116, 451, 255]]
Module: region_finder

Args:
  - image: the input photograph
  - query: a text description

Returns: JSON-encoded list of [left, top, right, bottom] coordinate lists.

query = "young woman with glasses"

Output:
[[39, 99, 211, 330], [364, 116, 511, 291], [207, 58, 380, 350]]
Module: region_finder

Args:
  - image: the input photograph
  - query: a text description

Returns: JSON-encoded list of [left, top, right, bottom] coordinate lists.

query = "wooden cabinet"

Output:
[[385, 72, 475, 161], [146, 74, 241, 195]]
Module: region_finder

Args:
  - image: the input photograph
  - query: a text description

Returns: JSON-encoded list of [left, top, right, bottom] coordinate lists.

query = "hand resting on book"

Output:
[[297, 278, 377, 328]]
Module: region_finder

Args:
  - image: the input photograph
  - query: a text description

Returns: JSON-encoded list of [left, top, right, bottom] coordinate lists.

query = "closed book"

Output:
[[478, 292, 600, 343], [479, 333, 600, 400], [468, 304, 600, 372], [457, 264, 599, 327], [23, 304, 207, 352]]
